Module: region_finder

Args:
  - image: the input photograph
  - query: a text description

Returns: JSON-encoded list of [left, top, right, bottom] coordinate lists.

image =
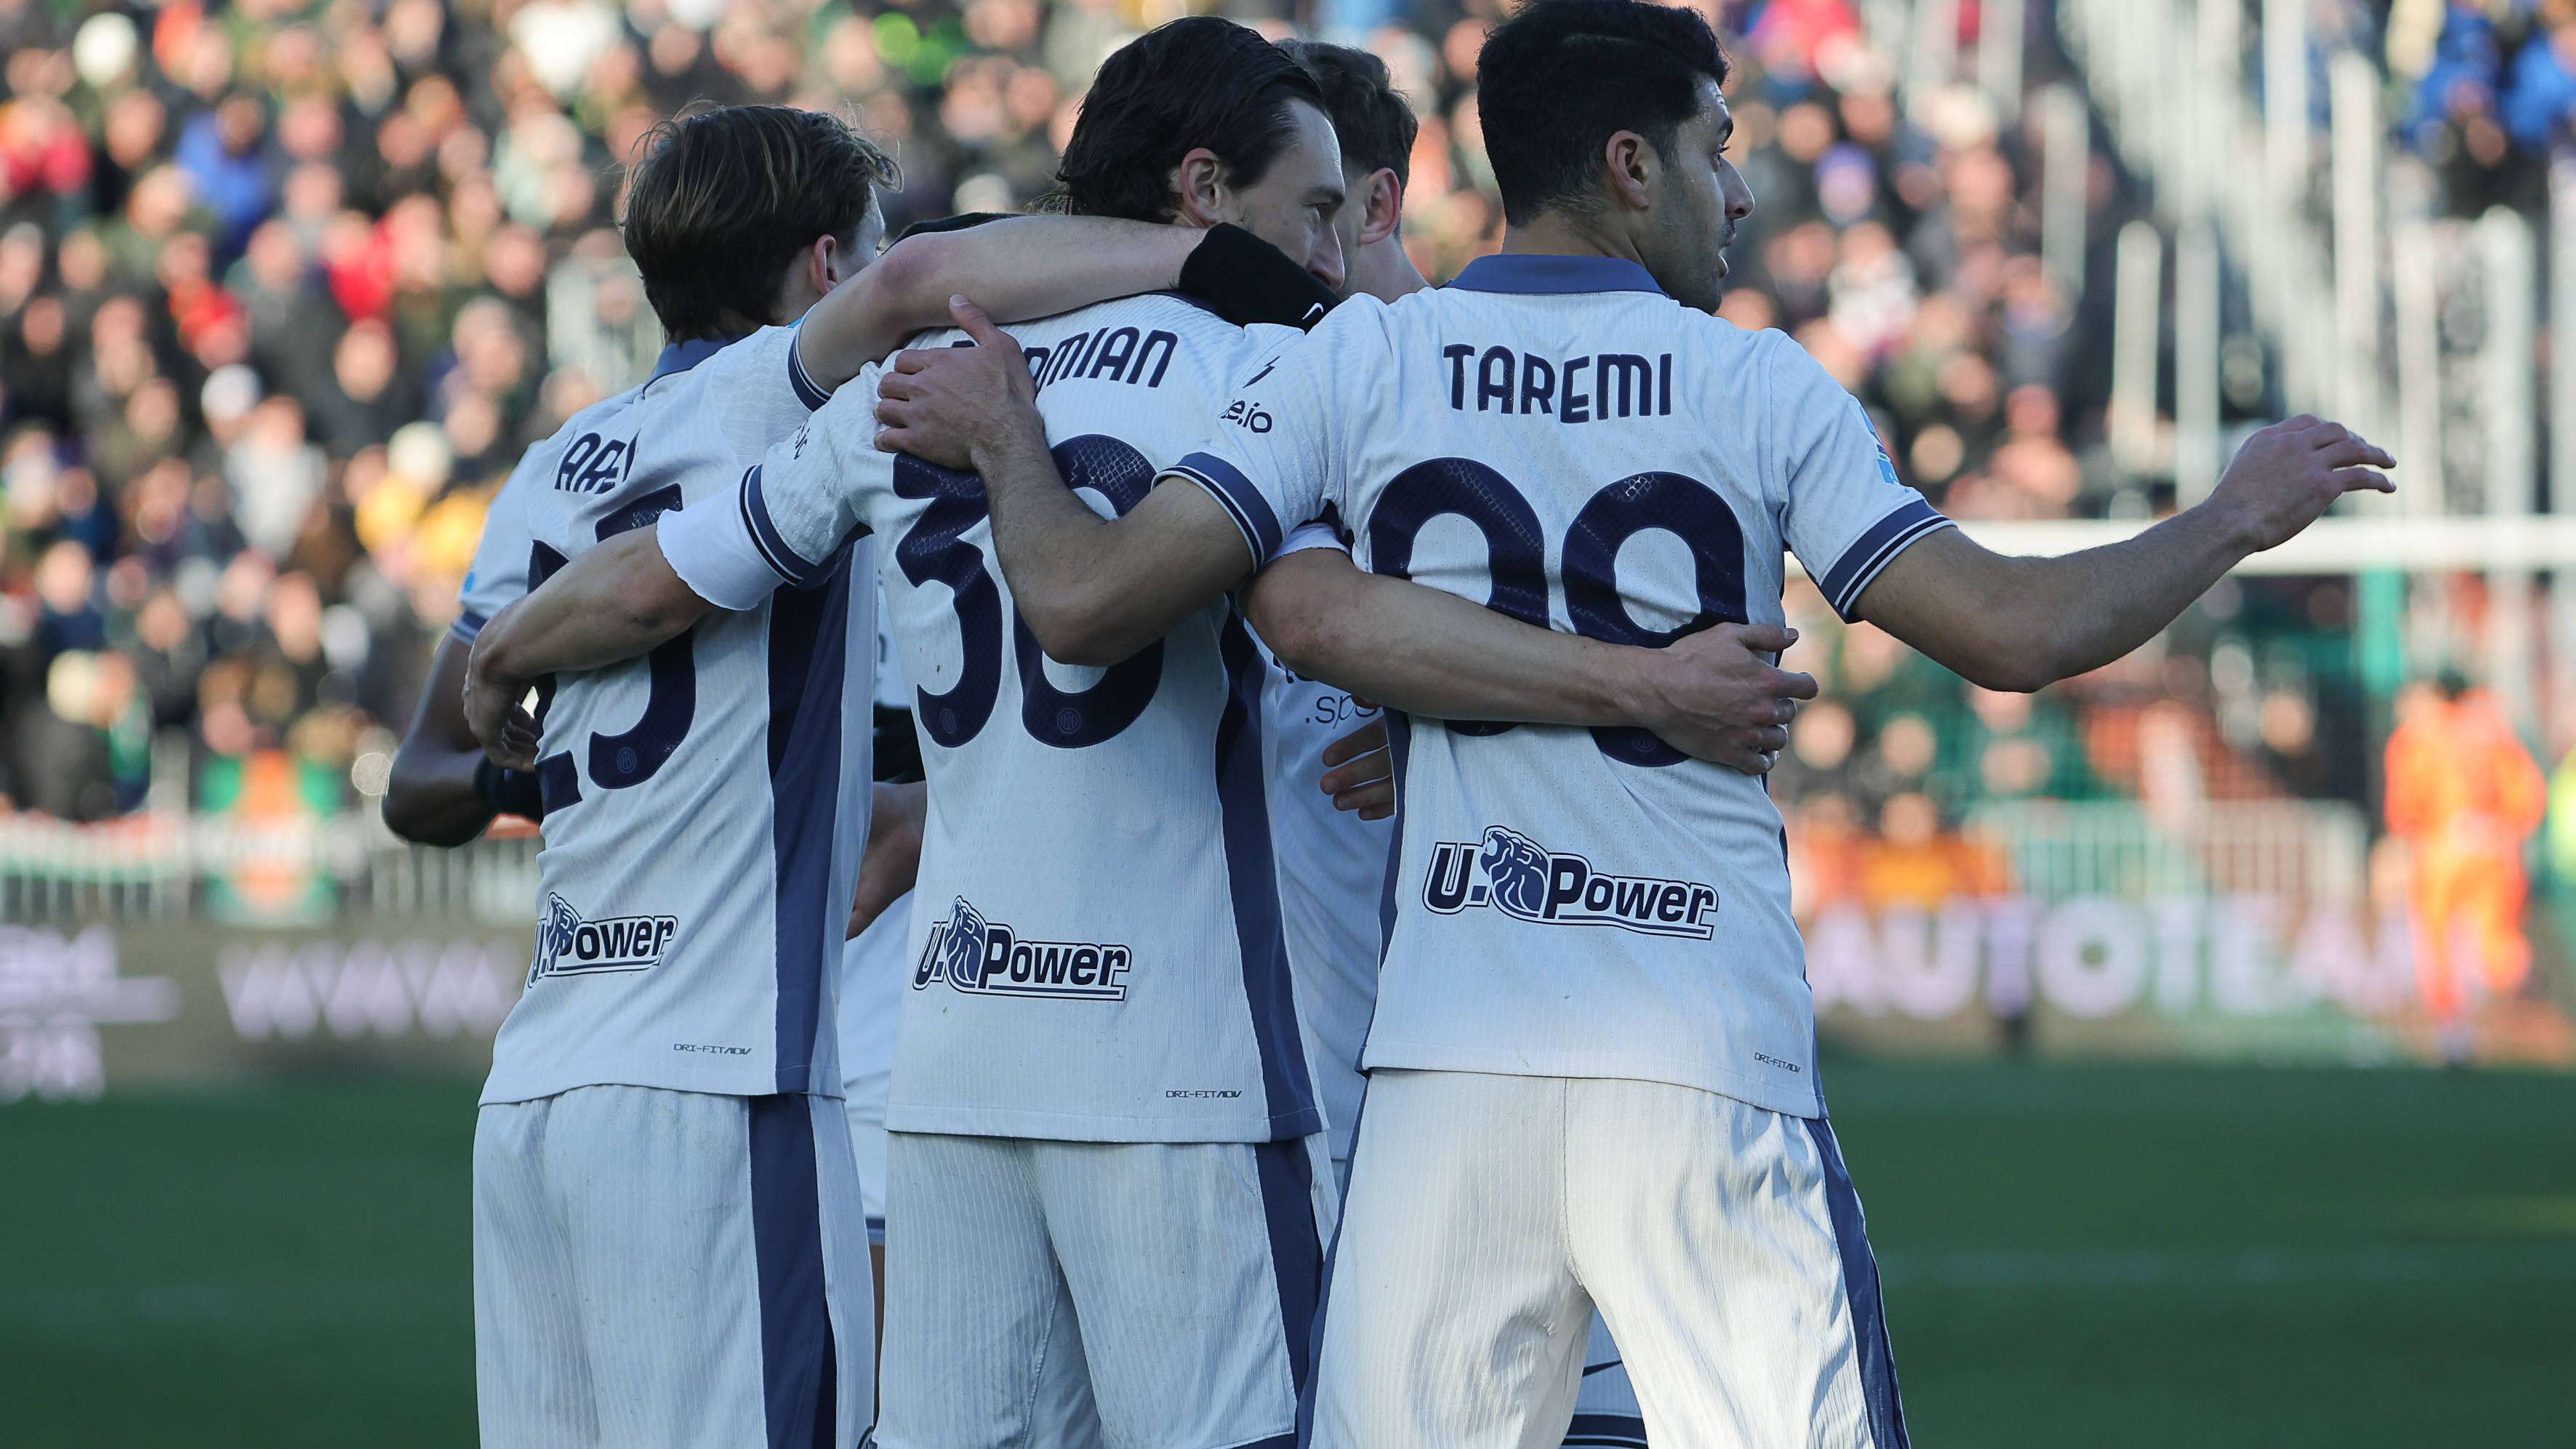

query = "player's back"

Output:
[[484, 326, 871, 1105], [1203, 254, 1949, 1117], [775, 293, 1315, 1144]]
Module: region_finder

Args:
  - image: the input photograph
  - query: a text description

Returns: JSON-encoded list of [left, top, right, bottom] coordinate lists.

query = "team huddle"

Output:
[[386, 3, 2396, 1446]]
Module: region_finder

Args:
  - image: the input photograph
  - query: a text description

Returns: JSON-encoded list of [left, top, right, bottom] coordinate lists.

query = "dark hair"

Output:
[[621, 105, 901, 342], [1054, 17, 1326, 222], [1280, 40, 1419, 187], [1474, 0, 1730, 226]]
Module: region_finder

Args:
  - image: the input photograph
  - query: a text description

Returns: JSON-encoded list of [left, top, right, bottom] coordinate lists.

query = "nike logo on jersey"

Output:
[[912, 896, 1133, 1001], [1421, 826, 1719, 939], [530, 892, 678, 982]]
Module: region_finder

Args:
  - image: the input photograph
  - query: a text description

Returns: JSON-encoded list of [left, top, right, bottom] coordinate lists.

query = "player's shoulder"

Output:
[[663, 324, 806, 403], [1720, 322, 1827, 378], [515, 379, 649, 476]]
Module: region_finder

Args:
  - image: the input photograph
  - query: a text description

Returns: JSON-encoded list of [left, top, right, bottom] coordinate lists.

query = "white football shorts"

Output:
[[877, 1129, 1335, 1449], [1321, 1143, 1645, 1449], [473, 1084, 875, 1448], [1308, 1069, 1904, 1449]]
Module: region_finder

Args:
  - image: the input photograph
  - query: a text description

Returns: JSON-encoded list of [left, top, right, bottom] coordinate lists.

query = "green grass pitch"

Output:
[[4, 1060, 2571, 1446]]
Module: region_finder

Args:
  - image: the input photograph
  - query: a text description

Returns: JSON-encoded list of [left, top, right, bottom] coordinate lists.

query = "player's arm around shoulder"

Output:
[[452, 398, 840, 770], [1242, 544, 1817, 776], [462, 526, 716, 768], [870, 299, 1257, 667], [795, 218, 1292, 396]]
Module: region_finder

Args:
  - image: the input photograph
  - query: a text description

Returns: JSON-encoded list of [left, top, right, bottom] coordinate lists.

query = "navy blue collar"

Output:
[[1445, 253, 1667, 297], [649, 334, 739, 382]]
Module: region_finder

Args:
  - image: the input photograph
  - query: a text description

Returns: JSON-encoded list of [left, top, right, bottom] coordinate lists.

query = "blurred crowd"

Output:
[[2394, 0, 2576, 213], [0, 0, 2569, 947]]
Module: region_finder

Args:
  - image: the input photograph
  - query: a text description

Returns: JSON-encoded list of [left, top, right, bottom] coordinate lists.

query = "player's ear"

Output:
[[810, 233, 843, 292], [1173, 147, 1227, 228], [1603, 129, 1654, 214], [1358, 168, 1403, 248]]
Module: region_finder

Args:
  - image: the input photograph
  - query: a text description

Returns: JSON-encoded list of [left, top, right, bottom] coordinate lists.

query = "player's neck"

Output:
[[1496, 215, 1644, 270], [1354, 238, 1430, 302]]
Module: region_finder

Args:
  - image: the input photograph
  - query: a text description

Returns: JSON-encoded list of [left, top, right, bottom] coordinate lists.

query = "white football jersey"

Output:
[[478, 326, 878, 1105], [657, 294, 1319, 1144], [1248, 533, 1394, 1168], [1176, 254, 1954, 1117], [454, 457, 535, 647]]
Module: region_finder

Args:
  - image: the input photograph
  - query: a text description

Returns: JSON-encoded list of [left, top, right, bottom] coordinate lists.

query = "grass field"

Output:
[[5, 1059, 2572, 1447]]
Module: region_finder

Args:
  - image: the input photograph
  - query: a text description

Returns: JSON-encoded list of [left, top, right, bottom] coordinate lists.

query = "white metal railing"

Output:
[[0, 812, 539, 925], [1966, 798, 2371, 903]]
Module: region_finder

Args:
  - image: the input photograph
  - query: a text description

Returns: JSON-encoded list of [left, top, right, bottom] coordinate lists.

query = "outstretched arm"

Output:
[[462, 529, 713, 766], [1854, 417, 2394, 691], [797, 220, 1325, 393]]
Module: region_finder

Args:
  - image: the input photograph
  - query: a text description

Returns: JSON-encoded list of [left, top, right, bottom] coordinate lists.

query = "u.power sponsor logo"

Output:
[[912, 897, 1131, 1001], [1423, 826, 1718, 939], [530, 892, 678, 982]]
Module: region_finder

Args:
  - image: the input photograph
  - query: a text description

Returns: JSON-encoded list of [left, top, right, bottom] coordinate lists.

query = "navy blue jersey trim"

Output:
[[1376, 713, 1411, 965], [787, 333, 832, 411], [1817, 498, 1949, 621], [767, 553, 853, 1092], [1446, 254, 1666, 297], [1170, 451, 1284, 562], [1294, 1086, 1362, 1446], [1253, 1139, 1323, 1396], [1562, 1414, 1650, 1448], [449, 609, 488, 644], [651, 335, 732, 383], [1216, 611, 1322, 1139], [742, 465, 827, 586], [748, 1093, 837, 1449], [1807, 1117, 1909, 1448]]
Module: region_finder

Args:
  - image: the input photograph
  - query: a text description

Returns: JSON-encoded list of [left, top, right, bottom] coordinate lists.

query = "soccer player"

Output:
[[432, 101, 1382, 1449], [1268, 40, 1694, 1447], [464, 20, 1815, 1448], [864, 1, 2398, 1442]]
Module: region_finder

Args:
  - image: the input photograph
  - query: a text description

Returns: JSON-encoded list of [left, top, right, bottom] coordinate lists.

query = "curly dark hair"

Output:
[[1475, 0, 1730, 227], [1052, 17, 1326, 223], [621, 105, 901, 342]]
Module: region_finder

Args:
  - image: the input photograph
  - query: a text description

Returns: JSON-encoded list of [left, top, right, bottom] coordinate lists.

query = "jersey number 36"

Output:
[[894, 435, 1164, 752]]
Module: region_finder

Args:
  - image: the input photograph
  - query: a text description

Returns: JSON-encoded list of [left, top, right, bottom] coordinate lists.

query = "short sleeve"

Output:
[[452, 452, 542, 643], [1166, 306, 1381, 568], [662, 374, 883, 609], [1769, 334, 1955, 621]]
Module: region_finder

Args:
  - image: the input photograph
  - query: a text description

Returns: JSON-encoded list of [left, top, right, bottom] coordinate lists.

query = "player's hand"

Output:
[[1318, 717, 1393, 820], [462, 604, 540, 770], [2207, 415, 2396, 553], [1631, 623, 1819, 774], [872, 296, 1045, 473], [848, 782, 927, 939]]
